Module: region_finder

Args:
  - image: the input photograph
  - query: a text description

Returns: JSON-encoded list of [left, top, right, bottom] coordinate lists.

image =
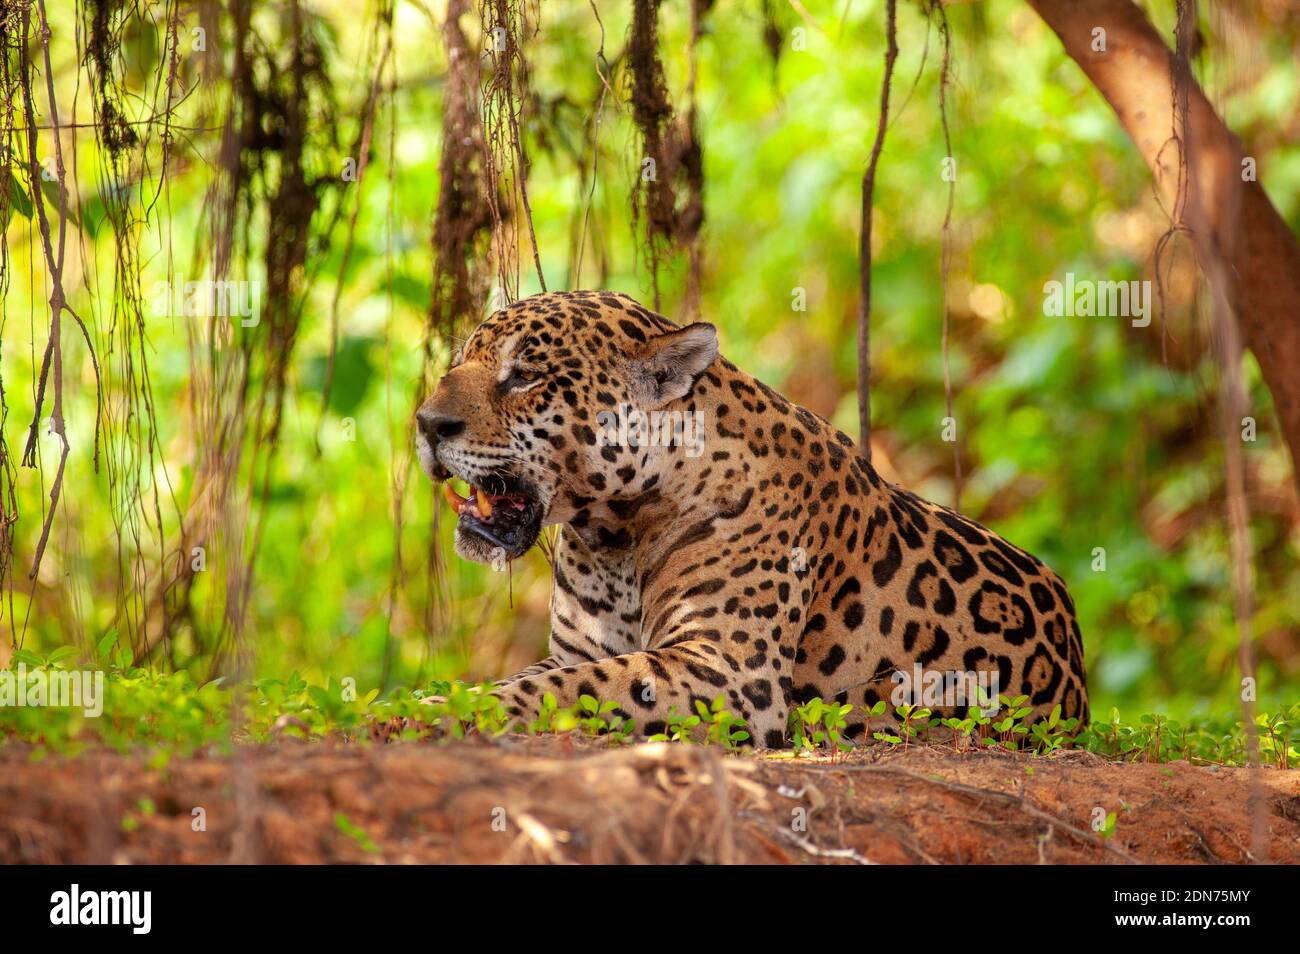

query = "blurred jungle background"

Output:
[[2, 0, 1299, 726]]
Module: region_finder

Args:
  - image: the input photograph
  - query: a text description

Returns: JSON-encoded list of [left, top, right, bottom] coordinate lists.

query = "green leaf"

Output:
[[0, 171, 31, 231], [304, 335, 378, 416], [37, 178, 82, 229], [46, 646, 78, 665], [96, 631, 120, 661]]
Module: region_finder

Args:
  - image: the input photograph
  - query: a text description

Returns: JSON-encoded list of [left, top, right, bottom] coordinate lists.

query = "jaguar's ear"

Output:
[[631, 322, 718, 408]]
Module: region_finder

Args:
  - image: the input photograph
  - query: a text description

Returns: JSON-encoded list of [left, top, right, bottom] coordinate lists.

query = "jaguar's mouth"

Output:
[[440, 472, 544, 562]]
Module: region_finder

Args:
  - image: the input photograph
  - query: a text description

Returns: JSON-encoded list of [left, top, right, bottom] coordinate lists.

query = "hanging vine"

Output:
[[1171, 0, 1263, 851], [480, 0, 546, 300], [429, 0, 493, 354], [627, 0, 705, 312], [932, 0, 962, 508], [856, 0, 898, 458], [0, 0, 26, 643], [567, 0, 618, 292], [412, 0, 496, 653], [15, 0, 103, 597], [137, 0, 346, 672], [82, 0, 180, 660]]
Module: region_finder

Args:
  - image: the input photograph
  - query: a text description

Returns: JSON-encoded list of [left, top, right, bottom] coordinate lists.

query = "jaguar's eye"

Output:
[[502, 365, 544, 393]]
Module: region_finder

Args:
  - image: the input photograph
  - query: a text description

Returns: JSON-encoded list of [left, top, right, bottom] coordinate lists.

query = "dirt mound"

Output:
[[2, 738, 1297, 864]]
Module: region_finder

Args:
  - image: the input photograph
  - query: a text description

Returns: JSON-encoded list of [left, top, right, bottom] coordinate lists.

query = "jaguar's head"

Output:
[[416, 291, 718, 564]]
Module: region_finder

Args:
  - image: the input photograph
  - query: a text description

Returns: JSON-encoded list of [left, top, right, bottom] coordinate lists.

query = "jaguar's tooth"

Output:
[[476, 487, 493, 518], [443, 483, 468, 513]]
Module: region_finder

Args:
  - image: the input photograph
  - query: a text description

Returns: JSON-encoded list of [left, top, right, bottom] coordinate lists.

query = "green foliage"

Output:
[[334, 812, 380, 854], [1073, 703, 1300, 768], [861, 699, 888, 739], [1097, 810, 1118, 841], [645, 696, 749, 749], [789, 697, 855, 756], [415, 681, 511, 740], [0, 664, 230, 758], [576, 694, 635, 741], [697, 696, 751, 748], [527, 691, 577, 736], [987, 694, 1034, 750], [2, 659, 1296, 770], [646, 706, 700, 744], [903, 703, 933, 746], [1259, 709, 1297, 771], [1028, 705, 1074, 753]]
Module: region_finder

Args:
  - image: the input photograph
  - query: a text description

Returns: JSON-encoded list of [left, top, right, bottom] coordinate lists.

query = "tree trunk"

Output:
[[1027, 0, 1300, 496]]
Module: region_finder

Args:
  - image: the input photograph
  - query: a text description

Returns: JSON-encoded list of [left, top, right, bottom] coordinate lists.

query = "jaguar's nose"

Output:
[[416, 408, 465, 444]]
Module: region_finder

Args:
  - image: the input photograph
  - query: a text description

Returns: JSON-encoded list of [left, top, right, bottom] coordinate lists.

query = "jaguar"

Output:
[[416, 290, 1088, 746]]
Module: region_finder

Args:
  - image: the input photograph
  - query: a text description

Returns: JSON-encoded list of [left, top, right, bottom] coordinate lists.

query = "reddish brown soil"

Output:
[[2, 738, 1297, 864]]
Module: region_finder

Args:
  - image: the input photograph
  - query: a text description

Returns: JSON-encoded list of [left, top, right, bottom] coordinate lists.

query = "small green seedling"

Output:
[[647, 706, 701, 743], [696, 696, 750, 749], [789, 697, 855, 757]]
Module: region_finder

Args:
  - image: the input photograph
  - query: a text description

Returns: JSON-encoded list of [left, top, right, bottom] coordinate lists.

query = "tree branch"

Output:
[[1027, 0, 1300, 497]]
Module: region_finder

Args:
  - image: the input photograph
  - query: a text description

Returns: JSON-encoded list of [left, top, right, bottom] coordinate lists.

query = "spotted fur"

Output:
[[416, 291, 1088, 746]]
